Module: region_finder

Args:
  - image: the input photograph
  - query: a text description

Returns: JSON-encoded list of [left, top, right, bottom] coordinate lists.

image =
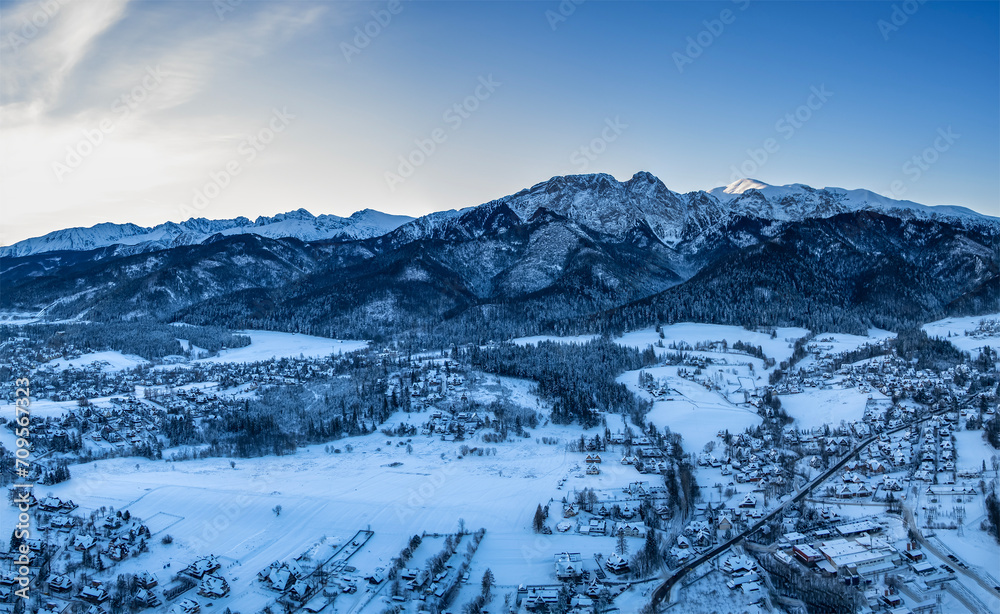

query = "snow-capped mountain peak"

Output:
[[710, 180, 994, 226], [5, 172, 996, 260], [2, 209, 415, 258], [380, 171, 996, 255], [464, 172, 998, 246], [719, 177, 772, 195]]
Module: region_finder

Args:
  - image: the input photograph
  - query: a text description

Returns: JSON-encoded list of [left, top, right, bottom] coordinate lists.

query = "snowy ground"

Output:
[[619, 365, 761, 452], [42, 350, 151, 372], [808, 329, 896, 357], [195, 331, 368, 364], [922, 313, 1000, 358], [952, 430, 998, 473], [611, 323, 816, 451], [0, 398, 99, 451], [906, 437, 1000, 611], [34, 379, 649, 614], [12, 320, 999, 614], [0, 311, 42, 325], [673, 567, 764, 614], [616, 323, 810, 367], [42, 438, 638, 612], [778, 385, 882, 430], [27, 331, 367, 372]]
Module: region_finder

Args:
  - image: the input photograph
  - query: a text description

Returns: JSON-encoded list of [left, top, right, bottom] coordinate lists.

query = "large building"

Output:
[[817, 538, 897, 577]]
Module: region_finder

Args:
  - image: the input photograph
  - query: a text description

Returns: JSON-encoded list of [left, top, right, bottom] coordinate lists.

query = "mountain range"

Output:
[[4, 174, 992, 259], [0, 209, 415, 259], [2, 172, 997, 343]]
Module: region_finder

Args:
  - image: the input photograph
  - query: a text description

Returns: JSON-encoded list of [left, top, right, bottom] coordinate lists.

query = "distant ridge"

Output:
[[1, 208, 415, 258], [4, 171, 996, 260]]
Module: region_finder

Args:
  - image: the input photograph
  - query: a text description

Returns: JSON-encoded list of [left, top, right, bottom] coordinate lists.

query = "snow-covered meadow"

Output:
[[195, 331, 369, 364], [922, 313, 1000, 358], [30, 374, 650, 614], [43, 351, 150, 372]]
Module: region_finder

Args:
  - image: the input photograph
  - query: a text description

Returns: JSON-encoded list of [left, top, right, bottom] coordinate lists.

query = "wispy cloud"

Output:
[[0, 0, 326, 245], [2, 0, 131, 119]]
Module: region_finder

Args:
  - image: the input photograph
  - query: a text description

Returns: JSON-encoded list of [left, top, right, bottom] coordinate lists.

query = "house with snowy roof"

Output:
[[604, 552, 629, 574], [554, 552, 583, 581]]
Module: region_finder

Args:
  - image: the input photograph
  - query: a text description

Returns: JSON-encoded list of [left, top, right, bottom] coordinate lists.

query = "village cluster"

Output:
[[1, 320, 998, 614]]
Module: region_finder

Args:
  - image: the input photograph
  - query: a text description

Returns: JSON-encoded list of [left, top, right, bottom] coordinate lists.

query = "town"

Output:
[[1, 317, 998, 614]]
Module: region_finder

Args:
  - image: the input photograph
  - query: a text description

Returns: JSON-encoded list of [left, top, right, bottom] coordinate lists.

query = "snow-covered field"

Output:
[[45, 431, 639, 611], [508, 323, 816, 451], [616, 323, 809, 366], [922, 313, 1000, 357], [34, 363, 648, 614], [12, 318, 1000, 613], [952, 430, 998, 473], [42, 350, 150, 372], [808, 329, 896, 357], [619, 365, 761, 451], [0, 311, 42, 325], [29, 330, 367, 371], [778, 385, 882, 429], [195, 331, 368, 364]]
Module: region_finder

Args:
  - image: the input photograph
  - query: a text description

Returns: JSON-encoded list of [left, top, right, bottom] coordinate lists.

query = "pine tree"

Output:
[[481, 568, 494, 600], [532, 504, 545, 533], [642, 529, 657, 563], [9, 530, 23, 552]]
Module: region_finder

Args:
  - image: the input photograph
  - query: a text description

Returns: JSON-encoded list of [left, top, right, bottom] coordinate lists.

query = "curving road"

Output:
[[650, 407, 953, 610]]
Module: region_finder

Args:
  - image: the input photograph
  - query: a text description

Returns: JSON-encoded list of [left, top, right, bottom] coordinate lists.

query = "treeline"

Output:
[[827, 329, 971, 373], [730, 339, 777, 368], [6, 321, 249, 361], [582, 247, 909, 338], [757, 549, 861, 612], [463, 339, 656, 427], [893, 329, 971, 371], [581, 214, 1000, 340], [165, 361, 397, 458], [479, 399, 540, 442], [986, 416, 1000, 449], [985, 490, 1000, 544]]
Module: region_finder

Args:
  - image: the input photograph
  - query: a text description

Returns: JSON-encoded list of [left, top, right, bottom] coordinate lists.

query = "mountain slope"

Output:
[[175, 205, 691, 341], [598, 212, 999, 335], [1, 234, 337, 320], [7, 172, 993, 261], [2, 171, 997, 343]]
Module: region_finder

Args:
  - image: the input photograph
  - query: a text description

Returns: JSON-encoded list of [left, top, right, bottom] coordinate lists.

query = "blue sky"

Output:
[[1, 0, 997, 243]]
